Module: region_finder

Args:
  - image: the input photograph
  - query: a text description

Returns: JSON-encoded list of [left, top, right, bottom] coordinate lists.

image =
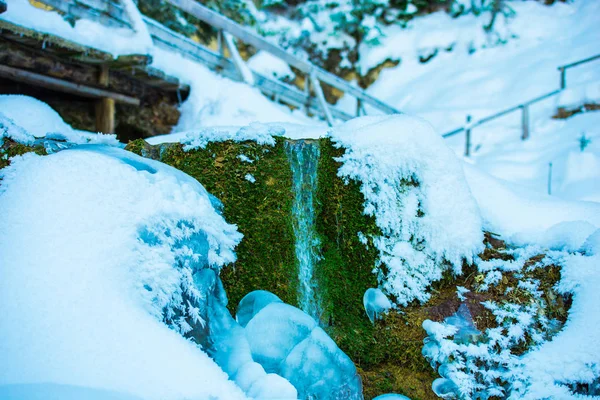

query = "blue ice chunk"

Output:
[[236, 290, 283, 328]]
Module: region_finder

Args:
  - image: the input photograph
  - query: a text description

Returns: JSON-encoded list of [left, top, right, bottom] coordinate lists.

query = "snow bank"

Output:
[[0, 95, 119, 146], [150, 47, 309, 130], [464, 164, 600, 241], [1, 0, 152, 56], [331, 115, 483, 305], [248, 51, 295, 80], [0, 147, 246, 400]]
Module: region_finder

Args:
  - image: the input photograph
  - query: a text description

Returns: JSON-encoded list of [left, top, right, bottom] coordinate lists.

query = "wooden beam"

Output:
[[0, 64, 140, 105], [95, 64, 115, 133]]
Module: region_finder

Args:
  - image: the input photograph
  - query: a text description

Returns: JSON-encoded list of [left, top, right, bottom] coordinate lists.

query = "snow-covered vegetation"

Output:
[[1, 0, 600, 399]]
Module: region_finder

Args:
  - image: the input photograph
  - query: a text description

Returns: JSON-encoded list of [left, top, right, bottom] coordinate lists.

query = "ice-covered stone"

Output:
[[236, 290, 283, 328], [247, 373, 298, 400], [242, 290, 363, 399], [444, 303, 481, 344], [363, 288, 392, 323], [245, 302, 317, 373], [373, 394, 411, 400], [432, 378, 459, 399]]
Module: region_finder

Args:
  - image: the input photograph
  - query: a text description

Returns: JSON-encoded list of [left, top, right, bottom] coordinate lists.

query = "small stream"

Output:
[[285, 139, 322, 322]]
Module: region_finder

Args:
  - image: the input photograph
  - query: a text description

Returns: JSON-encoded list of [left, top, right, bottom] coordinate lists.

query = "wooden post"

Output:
[[95, 65, 115, 134], [356, 99, 363, 117], [559, 67, 566, 90], [521, 104, 530, 140], [464, 115, 472, 157]]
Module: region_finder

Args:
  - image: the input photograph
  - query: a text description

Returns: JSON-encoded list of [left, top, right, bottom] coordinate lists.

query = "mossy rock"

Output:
[[126, 137, 569, 400], [0, 138, 47, 170], [126, 138, 299, 309]]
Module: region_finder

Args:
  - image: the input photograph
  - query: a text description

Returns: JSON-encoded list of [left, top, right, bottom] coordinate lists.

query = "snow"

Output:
[[1, 0, 152, 56], [248, 51, 295, 80], [150, 47, 310, 130], [363, 288, 392, 323], [331, 115, 483, 305], [356, 0, 600, 203], [0, 95, 120, 146], [463, 164, 600, 242], [0, 147, 246, 400], [147, 122, 329, 147], [515, 249, 600, 399], [0, 383, 143, 400]]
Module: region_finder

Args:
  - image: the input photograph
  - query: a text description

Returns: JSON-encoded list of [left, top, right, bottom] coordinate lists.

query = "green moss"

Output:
[[0, 139, 46, 170], [126, 138, 298, 310]]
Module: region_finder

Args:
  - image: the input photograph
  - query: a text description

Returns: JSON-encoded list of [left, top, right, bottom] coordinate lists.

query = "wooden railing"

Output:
[[143, 16, 354, 122], [162, 0, 402, 126], [442, 53, 600, 156]]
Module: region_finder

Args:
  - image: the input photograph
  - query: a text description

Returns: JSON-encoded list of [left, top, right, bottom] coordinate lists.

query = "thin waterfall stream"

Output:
[[285, 139, 322, 321]]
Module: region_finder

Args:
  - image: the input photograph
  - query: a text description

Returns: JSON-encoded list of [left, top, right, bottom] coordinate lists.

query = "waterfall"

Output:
[[285, 139, 322, 321]]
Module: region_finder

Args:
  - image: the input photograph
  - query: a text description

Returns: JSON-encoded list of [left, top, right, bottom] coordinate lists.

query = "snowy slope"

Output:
[[358, 0, 600, 202]]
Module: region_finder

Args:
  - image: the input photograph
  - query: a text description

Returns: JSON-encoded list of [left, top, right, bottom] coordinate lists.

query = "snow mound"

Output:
[[248, 51, 295, 80], [0, 95, 119, 146], [0, 95, 73, 138], [331, 115, 483, 305], [0, 147, 246, 400]]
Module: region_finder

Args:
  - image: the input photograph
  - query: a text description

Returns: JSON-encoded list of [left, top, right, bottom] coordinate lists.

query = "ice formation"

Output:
[[363, 288, 393, 323], [238, 291, 364, 400], [190, 271, 297, 399], [331, 115, 483, 305]]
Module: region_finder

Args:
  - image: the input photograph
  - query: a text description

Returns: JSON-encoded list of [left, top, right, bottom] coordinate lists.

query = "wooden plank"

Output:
[[0, 64, 140, 105], [163, 0, 402, 115]]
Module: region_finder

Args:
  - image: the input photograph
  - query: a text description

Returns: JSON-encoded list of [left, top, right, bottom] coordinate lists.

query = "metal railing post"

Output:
[[559, 67, 566, 90], [521, 104, 530, 140], [464, 115, 472, 157]]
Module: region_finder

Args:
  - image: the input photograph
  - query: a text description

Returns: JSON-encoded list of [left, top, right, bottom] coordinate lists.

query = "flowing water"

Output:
[[285, 139, 322, 321]]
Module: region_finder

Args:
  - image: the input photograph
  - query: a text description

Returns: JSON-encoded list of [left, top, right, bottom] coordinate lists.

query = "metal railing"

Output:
[[442, 53, 600, 156]]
